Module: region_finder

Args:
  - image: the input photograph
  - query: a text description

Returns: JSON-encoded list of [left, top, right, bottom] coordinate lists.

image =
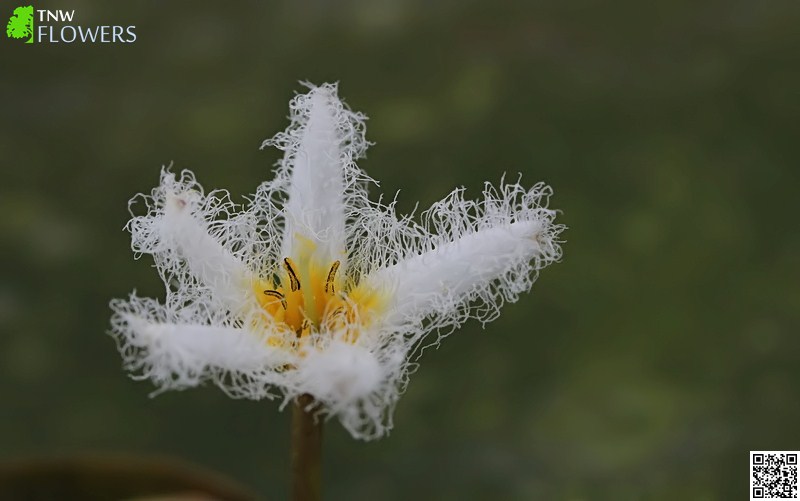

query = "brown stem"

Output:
[[291, 394, 323, 501]]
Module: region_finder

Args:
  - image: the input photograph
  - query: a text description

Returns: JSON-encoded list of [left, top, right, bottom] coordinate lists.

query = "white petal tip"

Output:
[[164, 191, 189, 213]]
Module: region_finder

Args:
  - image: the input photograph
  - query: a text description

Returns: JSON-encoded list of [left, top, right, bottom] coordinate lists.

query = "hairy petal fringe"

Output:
[[127, 169, 263, 311], [260, 82, 372, 268], [357, 179, 564, 343], [110, 295, 291, 398], [282, 336, 405, 440]]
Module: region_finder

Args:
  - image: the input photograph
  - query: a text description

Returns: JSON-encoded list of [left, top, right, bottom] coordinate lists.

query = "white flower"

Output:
[[109, 83, 564, 440]]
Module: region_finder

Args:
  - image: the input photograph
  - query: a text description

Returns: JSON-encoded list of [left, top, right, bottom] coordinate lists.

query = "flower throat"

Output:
[[255, 257, 364, 342]]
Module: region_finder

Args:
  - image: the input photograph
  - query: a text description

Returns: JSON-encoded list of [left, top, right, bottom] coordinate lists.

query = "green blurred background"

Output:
[[1, 1, 798, 499]]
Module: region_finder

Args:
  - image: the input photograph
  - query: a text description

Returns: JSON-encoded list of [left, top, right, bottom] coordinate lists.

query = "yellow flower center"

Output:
[[253, 256, 385, 348]]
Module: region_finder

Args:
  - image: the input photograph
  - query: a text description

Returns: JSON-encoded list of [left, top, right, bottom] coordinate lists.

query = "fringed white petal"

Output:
[[353, 180, 564, 347], [127, 170, 254, 312], [288, 337, 404, 440], [161, 190, 251, 308], [365, 221, 547, 327], [262, 83, 369, 266], [296, 340, 382, 405], [110, 296, 291, 398]]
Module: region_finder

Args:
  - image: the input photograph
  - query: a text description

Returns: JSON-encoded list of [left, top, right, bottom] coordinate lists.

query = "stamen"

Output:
[[263, 289, 287, 310], [325, 260, 341, 295], [298, 318, 311, 338], [327, 306, 345, 324], [283, 257, 301, 291]]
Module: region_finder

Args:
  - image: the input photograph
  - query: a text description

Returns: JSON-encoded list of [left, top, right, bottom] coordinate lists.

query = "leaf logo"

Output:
[[6, 5, 34, 44]]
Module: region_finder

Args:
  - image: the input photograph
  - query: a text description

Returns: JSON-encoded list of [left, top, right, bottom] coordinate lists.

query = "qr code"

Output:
[[751, 451, 799, 500]]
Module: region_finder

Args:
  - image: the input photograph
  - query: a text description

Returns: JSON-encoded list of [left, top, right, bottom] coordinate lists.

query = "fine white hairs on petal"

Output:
[[110, 295, 292, 399], [296, 341, 382, 405], [262, 83, 370, 266], [127, 169, 256, 312], [367, 220, 545, 326], [290, 337, 404, 440], [161, 191, 251, 308], [354, 179, 564, 345]]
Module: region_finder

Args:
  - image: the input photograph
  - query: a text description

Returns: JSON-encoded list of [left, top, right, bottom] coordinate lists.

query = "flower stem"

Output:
[[291, 394, 323, 501]]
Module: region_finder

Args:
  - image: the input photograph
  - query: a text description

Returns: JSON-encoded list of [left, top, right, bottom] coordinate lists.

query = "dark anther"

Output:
[[325, 260, 341, 294], [263, 289, 287, 310], [283, 258, 301, 291]]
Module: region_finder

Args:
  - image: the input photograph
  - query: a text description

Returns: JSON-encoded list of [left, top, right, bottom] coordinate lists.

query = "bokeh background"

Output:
[[2, 0, 799, 499]]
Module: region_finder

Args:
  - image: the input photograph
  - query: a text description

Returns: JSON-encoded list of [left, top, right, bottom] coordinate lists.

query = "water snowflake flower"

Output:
[[109, 83, 564, 440]]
